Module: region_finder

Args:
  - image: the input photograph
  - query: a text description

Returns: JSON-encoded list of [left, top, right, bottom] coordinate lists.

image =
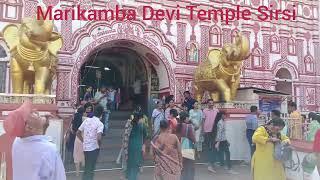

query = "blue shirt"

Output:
[[12, 135, 66, 180], [245, 114, 258, 130]]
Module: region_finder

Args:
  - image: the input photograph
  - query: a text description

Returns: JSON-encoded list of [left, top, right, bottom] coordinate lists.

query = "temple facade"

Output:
[[0, 0, 319, 113]]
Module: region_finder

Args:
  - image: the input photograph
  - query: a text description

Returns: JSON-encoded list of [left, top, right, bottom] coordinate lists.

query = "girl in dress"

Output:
[[73, 103, 93, 176], [189, 101, 203, 159]]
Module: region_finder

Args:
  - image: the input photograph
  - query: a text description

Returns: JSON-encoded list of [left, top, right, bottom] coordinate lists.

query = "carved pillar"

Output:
[[24, 0, 39, 17], [61, 5, 73, 51], [280, 37, 288, 59], [296, 39, 304, 74], [222, 28, 231, 44], [242, 31, 251, 69], [262, 34, 270, 69], [0, 61, 6, 93], [176, 22, 187, 61], [56, 70, 71, 100], [314, 42, 320, 76], [56, 54, 74, 101], [199, 25, 210, 62]]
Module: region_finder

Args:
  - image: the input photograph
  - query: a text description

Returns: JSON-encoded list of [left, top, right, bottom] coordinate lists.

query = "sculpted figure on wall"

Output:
[[187, 43, 198, 62], [194, 32, 250, 102], [2, 16, 63, 94]]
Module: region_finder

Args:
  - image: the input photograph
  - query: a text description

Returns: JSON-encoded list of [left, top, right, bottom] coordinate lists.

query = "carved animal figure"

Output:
[[194, 32, 250, 102], [2, 16, 63, 94]]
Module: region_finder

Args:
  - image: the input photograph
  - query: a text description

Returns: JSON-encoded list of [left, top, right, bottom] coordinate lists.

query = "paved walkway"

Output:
[[67, 164, 251, 180]]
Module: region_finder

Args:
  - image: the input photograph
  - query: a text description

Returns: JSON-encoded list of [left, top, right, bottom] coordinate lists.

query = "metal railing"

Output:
[[264, 116, 313, 141]]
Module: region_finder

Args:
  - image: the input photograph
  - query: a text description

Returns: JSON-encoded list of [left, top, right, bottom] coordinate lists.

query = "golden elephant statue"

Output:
[[194, 32, 250, 102], [2, 16, 63, 94]]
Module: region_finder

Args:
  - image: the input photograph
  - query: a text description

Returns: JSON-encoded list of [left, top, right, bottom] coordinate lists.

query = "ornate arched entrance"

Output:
[[68, 20, 177, 104]]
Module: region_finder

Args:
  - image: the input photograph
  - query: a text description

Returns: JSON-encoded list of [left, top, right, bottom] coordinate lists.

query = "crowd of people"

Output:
[[119, 91, 239, 180], [65, 90, 320, 180], [2, 89, 320, 180]]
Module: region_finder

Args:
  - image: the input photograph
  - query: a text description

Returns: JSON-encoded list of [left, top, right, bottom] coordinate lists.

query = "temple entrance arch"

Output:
[[79, 44, 155, 111], [69, 21, 177, 106]]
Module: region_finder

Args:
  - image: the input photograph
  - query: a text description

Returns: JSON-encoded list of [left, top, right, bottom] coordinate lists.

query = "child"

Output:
[[214, 111, 238, 175], [83, 86, 93, 102]]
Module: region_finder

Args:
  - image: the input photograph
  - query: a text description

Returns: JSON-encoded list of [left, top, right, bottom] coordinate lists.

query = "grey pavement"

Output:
[[67, 164, 251, 180]]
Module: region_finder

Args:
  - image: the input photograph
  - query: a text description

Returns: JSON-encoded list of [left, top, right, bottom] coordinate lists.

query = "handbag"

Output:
[[181, 124, 195, 160], [0, 153, 6, 180]]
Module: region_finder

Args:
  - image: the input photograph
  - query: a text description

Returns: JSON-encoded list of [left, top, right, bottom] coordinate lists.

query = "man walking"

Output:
[[202, 99, 219, 173], [245, 106, 259, 157], [94, 85, 110, 133], [77, 105, 104, 180]]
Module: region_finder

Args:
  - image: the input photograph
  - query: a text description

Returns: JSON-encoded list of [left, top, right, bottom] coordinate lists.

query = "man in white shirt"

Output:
[[9, 101, 66, 180], [108, 86, 116, 110], [77, 105, 104, 180]]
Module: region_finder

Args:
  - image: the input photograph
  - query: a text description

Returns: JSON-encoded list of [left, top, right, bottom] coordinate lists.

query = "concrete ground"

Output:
[[67, 164, 251, 180]]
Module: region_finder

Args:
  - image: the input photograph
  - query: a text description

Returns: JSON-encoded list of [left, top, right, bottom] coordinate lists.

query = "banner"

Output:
[[259, 97, 282, 113]]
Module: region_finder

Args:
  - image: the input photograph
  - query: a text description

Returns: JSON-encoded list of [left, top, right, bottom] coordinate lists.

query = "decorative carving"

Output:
[[305, 87, 316, 105], [176, 22, 187, 61], [262, 34, 270, 69], [61, 5, 73, 51], [296, 39, 304, 73], [0, 94, 56, 104], [222, 28, 231, 44], [200, 25, 210, 62]]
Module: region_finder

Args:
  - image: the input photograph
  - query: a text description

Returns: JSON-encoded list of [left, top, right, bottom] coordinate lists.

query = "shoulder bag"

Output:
[[181, 124, 195, 160]]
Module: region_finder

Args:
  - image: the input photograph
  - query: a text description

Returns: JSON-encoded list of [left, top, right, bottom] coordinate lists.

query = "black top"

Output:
[[72, 112, 83, 132], [183, 97, 196, 111]]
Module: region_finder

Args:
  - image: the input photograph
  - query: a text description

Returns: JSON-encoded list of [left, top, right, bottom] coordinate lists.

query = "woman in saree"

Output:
[[252, 118, 290, 180], [152, 120, 182, 180]]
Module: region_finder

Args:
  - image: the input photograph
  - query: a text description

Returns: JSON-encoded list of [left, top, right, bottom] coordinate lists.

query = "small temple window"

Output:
[[231, 30, 239, 43], [270, 35, 280, 53], [209, 27, 221, 47], [252, 48, 262, 68], [305, 56, 314, 73], [186, 43, 199, 63], [288, 38, 295, 55]]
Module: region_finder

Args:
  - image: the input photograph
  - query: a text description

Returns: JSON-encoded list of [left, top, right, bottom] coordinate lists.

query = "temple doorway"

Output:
[[275, 68, 293, 101], [79, 43, 160, 112]]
